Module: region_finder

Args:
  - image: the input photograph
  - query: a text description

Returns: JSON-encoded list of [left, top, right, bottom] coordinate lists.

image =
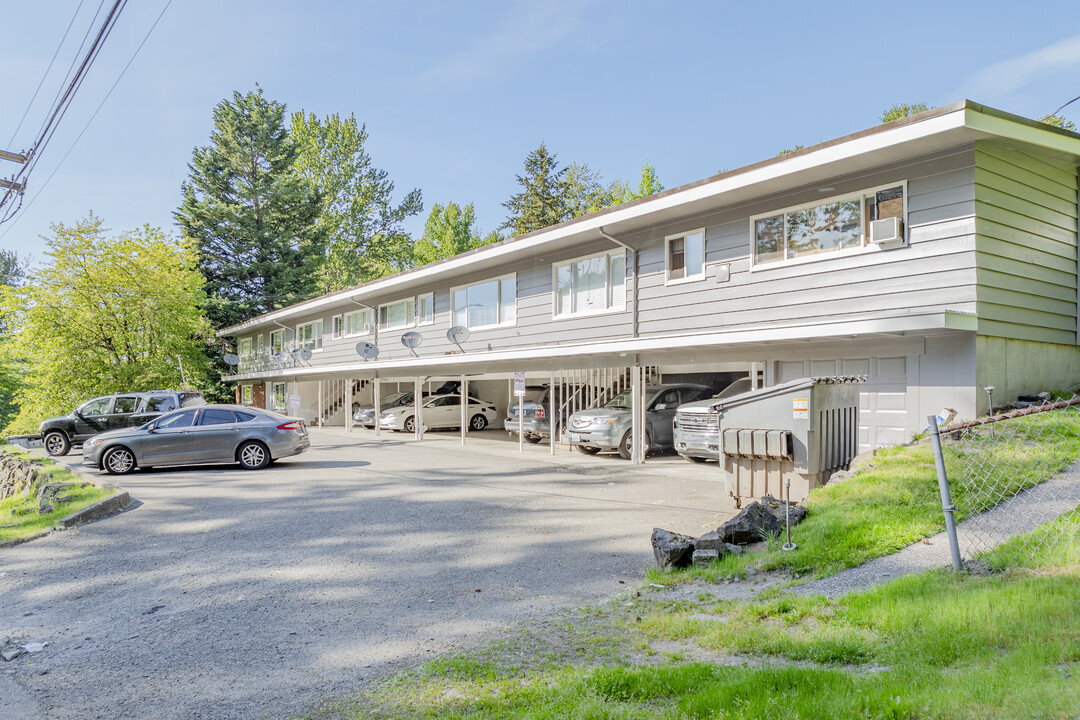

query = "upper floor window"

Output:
[[667, 229, 705, 282], [239, 337, 254, 357], [452, 277, 515, 329], [378, 297, 416, 331], [270, 329, 285, 354], [418, 293, 434, 325], [752, 184, 906, 266], [554, 251, 625, 317], [257, 333, 265, 353], [331, 315, 344, 339], [344, 309, 372, 336], [296, 320, 323, 351]]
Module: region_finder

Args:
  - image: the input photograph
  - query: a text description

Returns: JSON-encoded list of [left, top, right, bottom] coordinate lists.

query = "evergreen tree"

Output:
[[414, 202, 501, 265], [175, 87, 325, 329], [501, 142, 568, 235], [290, 112, 423, 292], [881, 102, 929, 123], [562, 162, 619, 218], [1039, 114, 1077, 132]]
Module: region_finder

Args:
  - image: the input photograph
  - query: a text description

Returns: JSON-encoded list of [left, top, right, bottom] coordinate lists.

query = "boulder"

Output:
[[651, 528, 695, 570], [692, 548, 720, 567], [724, 543, 744, 555], [759, 495, 808, 527], [719, 502, 783, 545], [693, 530, 729, 554]]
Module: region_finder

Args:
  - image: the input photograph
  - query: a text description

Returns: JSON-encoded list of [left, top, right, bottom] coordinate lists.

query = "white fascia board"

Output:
[[227, 310, 972, 382], [219, 110, 972, 337]]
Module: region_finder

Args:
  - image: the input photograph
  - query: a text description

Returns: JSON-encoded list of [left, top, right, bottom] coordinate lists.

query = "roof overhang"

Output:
[[220, 100, 1080, 337]]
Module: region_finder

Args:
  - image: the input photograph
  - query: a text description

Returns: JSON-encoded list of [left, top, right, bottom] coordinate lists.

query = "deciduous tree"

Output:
[[414, 202, 501, 265], [881, 102, 929, 123]]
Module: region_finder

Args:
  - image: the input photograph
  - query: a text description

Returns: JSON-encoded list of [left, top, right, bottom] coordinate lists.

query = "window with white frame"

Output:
[[296, 320, 324, 351], [752, 184, 905, 265], [257, 333, 265, 353], [271, 382, 287, 412], [378, 298, 416, 331], [241, 384, 253, 405], [239, 337, 254, 357], [344, 308, 371, 336], [418, 292, 434, 325], [667, 229, 705, 282], [553, 251, 625, 317], [452, 276, 515, 329], [331, 314, 344, 339], [270, 329, 285, 354]]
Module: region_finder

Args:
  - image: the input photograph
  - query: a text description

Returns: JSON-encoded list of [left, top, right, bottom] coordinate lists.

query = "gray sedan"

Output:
[[82, 405, 310, 475]]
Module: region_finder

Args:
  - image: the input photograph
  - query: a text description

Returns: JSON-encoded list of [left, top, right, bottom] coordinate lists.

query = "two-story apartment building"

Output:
[[220, 101, 1080, 458]]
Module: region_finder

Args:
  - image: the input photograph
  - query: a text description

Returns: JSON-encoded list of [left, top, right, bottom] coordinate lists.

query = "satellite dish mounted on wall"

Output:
[[446, 326, 470, 352], [299, 347, 313, 362], [272, 352, 287, 364], [223, 353, 240, 367], [401, 331, 423, 357], [355, 341, 380, 360]]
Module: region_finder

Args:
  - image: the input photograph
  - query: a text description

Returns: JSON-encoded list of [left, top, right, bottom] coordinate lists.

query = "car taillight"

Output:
[[277, 421, 302, 430], [535, 407, 545, 419]]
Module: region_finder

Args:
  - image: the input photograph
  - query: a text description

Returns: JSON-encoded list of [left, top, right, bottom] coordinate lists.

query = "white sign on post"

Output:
[[289, 394, 302, 410], [513, 372, 526, 397]]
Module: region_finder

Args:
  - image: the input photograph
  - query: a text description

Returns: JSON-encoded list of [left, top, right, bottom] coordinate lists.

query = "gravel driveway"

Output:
[[1, 429, 734, 720]]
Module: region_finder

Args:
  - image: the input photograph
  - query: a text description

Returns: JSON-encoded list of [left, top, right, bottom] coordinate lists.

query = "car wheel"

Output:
[[525, 435, 543, 444], [469, 414, 488, 431], [43, 431, 71, 457], [575, 445, 601, 455], [403, 416, 416, 433], [237, 440, 270, 470], [618, 429, 651, 460], [102, 446, 136, 475], [685, 455, 708, 464]]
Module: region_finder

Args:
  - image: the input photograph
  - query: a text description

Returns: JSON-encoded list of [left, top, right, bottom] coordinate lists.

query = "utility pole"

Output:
[[0, 149, 28, 196]]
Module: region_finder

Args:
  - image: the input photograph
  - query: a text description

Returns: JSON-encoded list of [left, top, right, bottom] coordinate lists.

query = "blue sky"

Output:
[[1, 0, 1078, 262]]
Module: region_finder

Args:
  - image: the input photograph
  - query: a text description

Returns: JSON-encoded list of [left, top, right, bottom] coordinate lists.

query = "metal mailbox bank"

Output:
[[692, 376, 863, 506]]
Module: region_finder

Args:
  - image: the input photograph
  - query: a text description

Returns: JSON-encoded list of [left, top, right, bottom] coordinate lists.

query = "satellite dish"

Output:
[[401, 332, 423, 349], [223, 353, 240, 366], [273, 352, 287, 364], [447, 326, 470, 345], [299, 347, 313, 361], [355, 341, 380, 360], [290, 348, 302, 359]]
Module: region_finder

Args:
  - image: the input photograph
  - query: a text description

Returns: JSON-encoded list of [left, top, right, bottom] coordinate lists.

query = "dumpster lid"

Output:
[[706, 375, 866, 414]]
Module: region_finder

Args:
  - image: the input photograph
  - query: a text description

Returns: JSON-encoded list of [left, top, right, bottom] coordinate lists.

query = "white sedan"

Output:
[[378, 394, 498, 433]]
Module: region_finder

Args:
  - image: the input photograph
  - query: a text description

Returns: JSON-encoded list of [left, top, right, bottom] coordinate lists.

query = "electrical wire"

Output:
[[0, 0, 171, 239], [6, 0, 90, 148], [1047, 94, 1080, 121]]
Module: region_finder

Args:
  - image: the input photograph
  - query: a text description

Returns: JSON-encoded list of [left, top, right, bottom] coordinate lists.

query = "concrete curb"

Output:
[[60, 491, 131, 528]]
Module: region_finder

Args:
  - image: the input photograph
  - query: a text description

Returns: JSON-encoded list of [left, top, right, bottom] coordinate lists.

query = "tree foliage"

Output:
[[290, 111, 423, 291], [1039, 114, 1077, 132], [0, 216, 212, 432], [414, 202, 501, 265], [175, 87, 325, 329], [0, 249, 27, 428], [501, 142, 569, 235], [613, 161, 666, 203], [881, 102, 929, 123]]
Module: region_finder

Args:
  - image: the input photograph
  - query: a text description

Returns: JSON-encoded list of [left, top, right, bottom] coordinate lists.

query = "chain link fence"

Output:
[[931, 396, 1080, 569]]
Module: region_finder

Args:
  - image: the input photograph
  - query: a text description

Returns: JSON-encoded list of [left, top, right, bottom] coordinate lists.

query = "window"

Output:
[[378, 298, 416, 331], [157, 410, 196, 429], [418, 293, 434, 325], [271, 383, 287, 412], [553, 251, 625, 316], [752, 184, 905, 265], [235, 411, 257, 422], [452, 275, 515, 329], [113, 396, 139, 414], [270, 329, 285, 354], [667, 229, 705, 281], [344, 309, 371, 336], [240, 385, 253, 405], [199, 408, 237, 426], [79, 397, 111, 415], [331, 315, 344, 339], [239, 337, 254, 356], [146, 396, 178, 413], [296, 320, 323, 351], [257, 334, 265, 353]]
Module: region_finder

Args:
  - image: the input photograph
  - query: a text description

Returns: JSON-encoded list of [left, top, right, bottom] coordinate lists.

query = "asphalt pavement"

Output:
[[1, 428, 735, 720]]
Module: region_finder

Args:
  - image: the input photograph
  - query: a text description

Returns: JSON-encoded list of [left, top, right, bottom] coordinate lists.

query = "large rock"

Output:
[[693, 530, 729, 555], [760, 495, 808, 527], [651, 528, 695, 570], [720, 502, 783, 545], [692, 548, 720, 567]]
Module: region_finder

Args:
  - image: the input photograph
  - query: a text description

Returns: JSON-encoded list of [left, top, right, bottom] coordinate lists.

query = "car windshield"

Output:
[[382, 392, 410, 406], [521, 388, 546, 403], [602, 389, 661, 410]]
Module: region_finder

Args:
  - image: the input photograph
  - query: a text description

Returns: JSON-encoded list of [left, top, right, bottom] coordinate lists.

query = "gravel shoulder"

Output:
[[0, 429, 735, 720]]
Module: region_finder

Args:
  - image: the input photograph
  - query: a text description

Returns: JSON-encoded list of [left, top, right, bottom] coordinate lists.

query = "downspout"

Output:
[[599, 228, 638, 338]]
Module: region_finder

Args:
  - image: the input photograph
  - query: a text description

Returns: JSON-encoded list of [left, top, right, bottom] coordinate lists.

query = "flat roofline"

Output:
[[219, 100, 1080, 336]]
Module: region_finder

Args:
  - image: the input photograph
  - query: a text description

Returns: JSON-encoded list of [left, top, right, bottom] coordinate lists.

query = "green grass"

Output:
[[0, 449, 113, 544], [321, 521, 1080, 720]]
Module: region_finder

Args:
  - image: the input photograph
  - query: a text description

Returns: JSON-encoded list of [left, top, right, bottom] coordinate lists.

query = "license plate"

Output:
[[568, 432, 581, 442]]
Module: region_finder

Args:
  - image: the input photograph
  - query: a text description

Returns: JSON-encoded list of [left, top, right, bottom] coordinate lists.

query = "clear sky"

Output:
[[1, 0, 1078, 263]]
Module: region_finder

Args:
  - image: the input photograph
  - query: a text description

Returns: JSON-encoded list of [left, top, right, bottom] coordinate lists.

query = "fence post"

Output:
[[928, 415, 963, 571]]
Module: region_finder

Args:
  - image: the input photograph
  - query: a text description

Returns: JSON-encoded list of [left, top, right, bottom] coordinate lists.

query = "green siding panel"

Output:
[[976, 251, 1077, 289], [975, 150, 1079, 204]]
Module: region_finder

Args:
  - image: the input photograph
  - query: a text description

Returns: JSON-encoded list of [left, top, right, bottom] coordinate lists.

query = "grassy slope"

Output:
[[0, 449, 113, 544]]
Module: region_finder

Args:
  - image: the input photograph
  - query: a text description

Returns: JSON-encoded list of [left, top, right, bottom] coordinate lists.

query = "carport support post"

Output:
[[549, 372, 555, 456], [631, 366, 642, 465], [373, 377, 381, 437], [414, 378, 423, 441], [344, 379, 350, 432], [460, 375, 467, 445], [317, 381, 323, 428], [518, 387, 524, 453]]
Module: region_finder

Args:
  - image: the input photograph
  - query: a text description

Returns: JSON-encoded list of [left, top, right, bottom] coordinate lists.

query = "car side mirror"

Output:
[[146, 423, 157, 433]]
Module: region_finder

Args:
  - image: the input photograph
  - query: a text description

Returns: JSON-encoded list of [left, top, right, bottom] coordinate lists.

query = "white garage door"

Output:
[[776, 355, 911, 453]]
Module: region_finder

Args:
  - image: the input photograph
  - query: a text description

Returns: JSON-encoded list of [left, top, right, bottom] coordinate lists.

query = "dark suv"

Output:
[[39, 390, 205, 456]]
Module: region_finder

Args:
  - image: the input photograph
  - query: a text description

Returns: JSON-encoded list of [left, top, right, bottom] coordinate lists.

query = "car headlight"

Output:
[[84, 437, 104, 448], [38, 422, 45, 432]]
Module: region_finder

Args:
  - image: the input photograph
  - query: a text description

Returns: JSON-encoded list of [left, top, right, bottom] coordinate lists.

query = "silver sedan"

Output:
[[82, 405, 310, 475]]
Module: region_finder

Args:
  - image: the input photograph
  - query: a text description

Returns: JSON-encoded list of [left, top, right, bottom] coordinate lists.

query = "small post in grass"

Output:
[[928, 414, 963, 571], [782, 477, 797, 551]]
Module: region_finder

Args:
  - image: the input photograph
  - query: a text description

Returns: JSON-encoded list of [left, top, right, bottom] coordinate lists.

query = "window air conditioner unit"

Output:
[[869, 216, 904, 245]]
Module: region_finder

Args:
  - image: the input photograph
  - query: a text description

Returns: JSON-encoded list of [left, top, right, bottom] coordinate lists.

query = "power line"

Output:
[[0, 0, 172, 239], [1048, 94, 1080, 120]]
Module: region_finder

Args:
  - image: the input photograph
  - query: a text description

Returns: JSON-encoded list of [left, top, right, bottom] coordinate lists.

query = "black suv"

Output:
[[39, 390, 205, 456]]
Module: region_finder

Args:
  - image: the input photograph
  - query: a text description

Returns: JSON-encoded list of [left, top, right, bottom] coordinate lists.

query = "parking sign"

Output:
[[513, 372, 526, 397]]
